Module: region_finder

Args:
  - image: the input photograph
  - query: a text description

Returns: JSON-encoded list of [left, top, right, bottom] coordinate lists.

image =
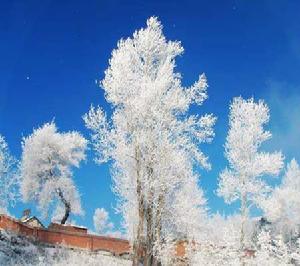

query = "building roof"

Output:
[[20, 216, 45, 228]]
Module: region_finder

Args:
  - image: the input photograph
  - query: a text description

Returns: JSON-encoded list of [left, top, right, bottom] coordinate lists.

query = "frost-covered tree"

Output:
[[168, 176, 207, 241], [84, 17, 216, 265], [205, 213, 256, 249], [252, 230, 300, 265], [217, 97, 284, 250], [187, 213, 259, 266], [0, 135, 19, 215], [20, 122, 87, 224], [262, 159, 300, 239], [191, 230, 300, 266]]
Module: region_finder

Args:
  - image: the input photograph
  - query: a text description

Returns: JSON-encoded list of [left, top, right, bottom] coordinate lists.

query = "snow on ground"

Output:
[[0, 230, 131, 266]]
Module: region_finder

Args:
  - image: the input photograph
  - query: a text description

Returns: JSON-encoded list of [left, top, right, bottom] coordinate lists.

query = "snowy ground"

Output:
[[0, 230, 131, 266]]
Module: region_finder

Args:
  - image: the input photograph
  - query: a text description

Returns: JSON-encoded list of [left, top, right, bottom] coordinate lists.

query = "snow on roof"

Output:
[[64, 223, 87, 229], [20, 216, 44, 227]]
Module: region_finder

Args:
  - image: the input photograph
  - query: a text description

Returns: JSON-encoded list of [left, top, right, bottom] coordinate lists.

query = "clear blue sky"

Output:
[[1, 0, 300, 232]]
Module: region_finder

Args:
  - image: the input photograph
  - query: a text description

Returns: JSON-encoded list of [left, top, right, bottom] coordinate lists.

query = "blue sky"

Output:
[[1, 0, 300, 232]]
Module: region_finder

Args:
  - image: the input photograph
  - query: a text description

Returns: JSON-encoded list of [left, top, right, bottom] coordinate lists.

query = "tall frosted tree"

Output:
[[0, 135, 19, 215], [84, 17, 216, 265], [20, 122, 87, 224], [217, 97, 284, 250]]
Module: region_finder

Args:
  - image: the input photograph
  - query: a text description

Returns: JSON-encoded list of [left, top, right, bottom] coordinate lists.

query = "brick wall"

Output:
[[48, 223, 88, 235], [0, 214, 188, 258], [0, 214, 130, 255], [175, 240, 187, 257]]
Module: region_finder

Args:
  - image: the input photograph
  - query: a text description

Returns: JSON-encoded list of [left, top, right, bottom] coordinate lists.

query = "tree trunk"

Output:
[[49, 163, 71, 225], [153, 192, 164, 266], [145, 201, 154, 266], [57, 189, 71, 225], [133, 182, 145, 266], [240, 192, 247, 250], [240, 191, 248, 266], [133, 147, 144, 266], [144, 164, 155, 266]]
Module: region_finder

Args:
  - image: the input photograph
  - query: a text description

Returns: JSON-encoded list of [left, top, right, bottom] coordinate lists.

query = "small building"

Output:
[[20, 209, 44, 228]]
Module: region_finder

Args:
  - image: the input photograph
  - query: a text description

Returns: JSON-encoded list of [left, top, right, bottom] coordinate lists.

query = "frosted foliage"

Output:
[[262, 159, 300, 236], [20, 122, 87, 220], [0, 135, 19, 214], [205, 214, 255, 248], [218, 97, 283, 205], [190, 244, 241, 266], [189, 230, 300, 266], [84, 17, 216, 262], [167, 175, 208, 241], [251, 230, 300, 265], [217, 97, 283, 249]]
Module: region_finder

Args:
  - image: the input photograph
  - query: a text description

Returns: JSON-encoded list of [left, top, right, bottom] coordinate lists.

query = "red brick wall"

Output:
[[175, 240, 187, 257], [91, 235, 130, 254], [0, 214, 187, 258], [0, 214, 130, 255], [48, 223, 88, 235], [0, 214, 35, 238], [37, 228, 92, 250]]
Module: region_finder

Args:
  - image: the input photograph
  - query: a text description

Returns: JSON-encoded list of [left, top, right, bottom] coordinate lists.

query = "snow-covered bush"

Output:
[[262, 159, 300, 241], [188, 229, 300, 266], [205, 213, 256, 249]]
